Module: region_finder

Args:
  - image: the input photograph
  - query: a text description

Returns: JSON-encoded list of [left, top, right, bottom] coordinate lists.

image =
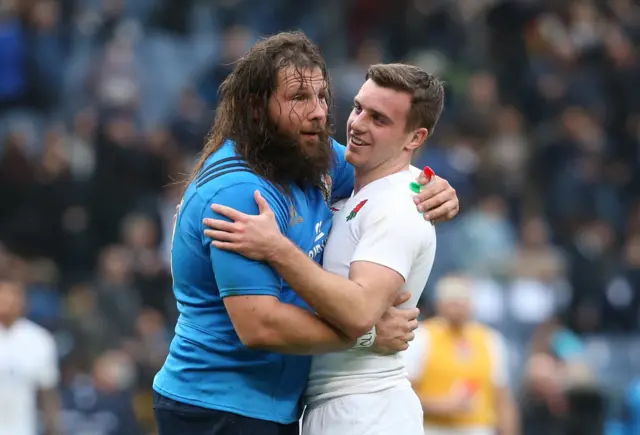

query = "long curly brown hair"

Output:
[[186, 31, 335, 193]]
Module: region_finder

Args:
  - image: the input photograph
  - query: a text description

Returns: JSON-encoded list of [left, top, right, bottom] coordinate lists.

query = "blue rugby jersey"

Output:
[[153, 139, 353, 423]]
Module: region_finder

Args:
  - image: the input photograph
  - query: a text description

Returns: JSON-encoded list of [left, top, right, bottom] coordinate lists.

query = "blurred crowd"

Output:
[[0, 0, 639, 433]]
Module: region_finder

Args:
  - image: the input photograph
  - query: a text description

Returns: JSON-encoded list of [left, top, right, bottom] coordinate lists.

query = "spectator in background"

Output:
[[59, 349, 142, 435], [522, 316, 604, 435], [0, 278, 61, 435], [403, 275, 520, 435]]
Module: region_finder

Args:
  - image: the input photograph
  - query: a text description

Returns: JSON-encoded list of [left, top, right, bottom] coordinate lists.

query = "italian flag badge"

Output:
[[346, 199, 368, 221]]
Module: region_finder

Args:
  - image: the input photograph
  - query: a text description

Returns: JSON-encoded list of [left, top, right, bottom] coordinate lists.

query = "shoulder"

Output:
[[364, 181, 435, 240], [187, 156, 288, 215], [15, 319, 56, 348], [474, 323, 506, 348], [195, 158, 272, 199]]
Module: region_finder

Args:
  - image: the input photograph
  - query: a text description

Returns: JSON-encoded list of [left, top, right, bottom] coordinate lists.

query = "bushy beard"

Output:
[[253, 123, 334, 191]]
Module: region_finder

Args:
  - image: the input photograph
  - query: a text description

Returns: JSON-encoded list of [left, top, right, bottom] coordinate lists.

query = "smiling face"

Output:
[[346, 79, 425, 175]]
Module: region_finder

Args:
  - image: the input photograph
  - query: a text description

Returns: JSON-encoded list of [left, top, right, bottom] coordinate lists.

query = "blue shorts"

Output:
[[153, 392, 300, 435]]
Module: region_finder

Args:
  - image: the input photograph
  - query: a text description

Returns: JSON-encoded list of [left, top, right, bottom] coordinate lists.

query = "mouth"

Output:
[[348, 135, 369, 148], [301, 131, 321, 140]]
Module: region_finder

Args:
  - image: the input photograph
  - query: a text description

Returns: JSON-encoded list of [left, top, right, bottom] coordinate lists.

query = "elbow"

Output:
[[237, 327, 275, 350], [342, 316, 377, 341]]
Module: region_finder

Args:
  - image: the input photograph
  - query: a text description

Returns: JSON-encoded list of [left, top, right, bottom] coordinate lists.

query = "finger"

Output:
[[413, 176, 448, 205], [393, 292, 412, 306], [398, 342, 409, 351], [424, 199, 458, 221], [211, 204, 248, 222], [402, 307, 420, 321], [211, 240, 237, 251], [417, 189, 455, 214], [416, 166, 435, 185], [254, 190, 272, 215], [407, 319, 419, 332], [447, 204, 460, 219], [205, 229, 239, 242], [432, 204, 459, 225], [202, 218, 237, 232], [404, 331, 416, 342]]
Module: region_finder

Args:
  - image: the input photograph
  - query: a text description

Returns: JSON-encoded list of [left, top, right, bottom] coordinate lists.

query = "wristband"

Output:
[[353, 326, 376, 348]]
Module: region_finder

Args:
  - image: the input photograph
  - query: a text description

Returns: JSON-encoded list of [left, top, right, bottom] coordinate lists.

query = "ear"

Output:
[[405, 127, 429, 151]]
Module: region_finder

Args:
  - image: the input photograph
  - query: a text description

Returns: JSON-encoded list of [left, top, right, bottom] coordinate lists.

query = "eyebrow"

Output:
[[353, 97, 393, 124]]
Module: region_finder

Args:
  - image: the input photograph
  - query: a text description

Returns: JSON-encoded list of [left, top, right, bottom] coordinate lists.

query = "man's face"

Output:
[[438, 298, 471, 325], [345, 79, 417, 171], [267, 66, 328, 158], [0, 281, 24, 323]]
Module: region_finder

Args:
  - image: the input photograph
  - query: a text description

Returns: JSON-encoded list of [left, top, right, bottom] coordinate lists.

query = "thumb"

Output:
[[254, 190, 271, 214], [393, 292, 411, 306]]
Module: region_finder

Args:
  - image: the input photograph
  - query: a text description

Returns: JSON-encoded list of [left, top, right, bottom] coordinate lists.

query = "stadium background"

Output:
[[0, 0, 639, 433]]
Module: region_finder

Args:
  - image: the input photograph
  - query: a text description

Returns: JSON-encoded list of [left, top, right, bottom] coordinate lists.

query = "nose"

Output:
[[308, 98, 327, 125], [349, 111, 366, 134]]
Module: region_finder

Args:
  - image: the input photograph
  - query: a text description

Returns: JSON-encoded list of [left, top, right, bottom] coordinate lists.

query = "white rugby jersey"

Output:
[[305, 169, 437, 406], [0, 318, 59, 435]]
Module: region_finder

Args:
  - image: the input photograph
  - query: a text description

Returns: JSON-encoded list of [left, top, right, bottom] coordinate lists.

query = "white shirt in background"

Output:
[[0, 319, 59, 435]]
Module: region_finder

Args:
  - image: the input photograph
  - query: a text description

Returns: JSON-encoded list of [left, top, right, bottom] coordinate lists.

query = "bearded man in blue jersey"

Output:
[[153, 31, 460, 435]]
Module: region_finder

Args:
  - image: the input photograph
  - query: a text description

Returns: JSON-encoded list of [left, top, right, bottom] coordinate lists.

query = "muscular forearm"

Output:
[[269, 237, 382, 338], [256, 300, 354, 354]]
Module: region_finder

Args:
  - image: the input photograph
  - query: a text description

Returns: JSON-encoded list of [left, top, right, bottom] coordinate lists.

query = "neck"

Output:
[[353, 158, 411, 194], [0, 316, 18, 328], [439, 317, 467, 333]]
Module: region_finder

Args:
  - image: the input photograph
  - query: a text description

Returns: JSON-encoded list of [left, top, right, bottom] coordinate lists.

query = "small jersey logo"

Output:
[[289, 204, 304, 226], [321, 173, 332, 205], [346, 199, 368, 221]]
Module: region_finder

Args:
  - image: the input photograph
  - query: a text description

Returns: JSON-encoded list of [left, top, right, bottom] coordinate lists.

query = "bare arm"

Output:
[[207, 190, 430, 340], [38, 388, 61, 435], [496, 386, 520, 435], [268, 238, 403, 339], [224, 294, 354, 354]]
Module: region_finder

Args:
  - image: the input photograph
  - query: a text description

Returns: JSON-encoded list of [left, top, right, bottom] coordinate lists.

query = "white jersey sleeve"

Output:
[[402, 325, 431, 382], [488, 329, 509, 387], [35, 331, 59, 389], [350, 199, 433, 280]]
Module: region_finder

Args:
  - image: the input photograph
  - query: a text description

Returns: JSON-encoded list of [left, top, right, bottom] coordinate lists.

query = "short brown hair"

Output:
[[366, 63, 444, 133]]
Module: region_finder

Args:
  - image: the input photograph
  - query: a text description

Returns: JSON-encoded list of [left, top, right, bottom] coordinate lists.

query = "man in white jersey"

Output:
[[0, 278, 61, 435], [203, 63, 444, 434]]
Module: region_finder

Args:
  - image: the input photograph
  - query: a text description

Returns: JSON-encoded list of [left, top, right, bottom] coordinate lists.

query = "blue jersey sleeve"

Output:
[[200, 182, 290, 298], [330, 139, 354, 200]]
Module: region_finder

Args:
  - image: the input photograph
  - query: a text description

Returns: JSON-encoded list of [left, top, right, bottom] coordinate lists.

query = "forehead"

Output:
[[355, 79, 412, 122], [0, 281, 22, 296], [276, 66, 326, 91]]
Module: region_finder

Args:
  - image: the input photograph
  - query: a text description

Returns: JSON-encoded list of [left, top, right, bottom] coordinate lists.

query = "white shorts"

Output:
[[301, 385, 424, 435]]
